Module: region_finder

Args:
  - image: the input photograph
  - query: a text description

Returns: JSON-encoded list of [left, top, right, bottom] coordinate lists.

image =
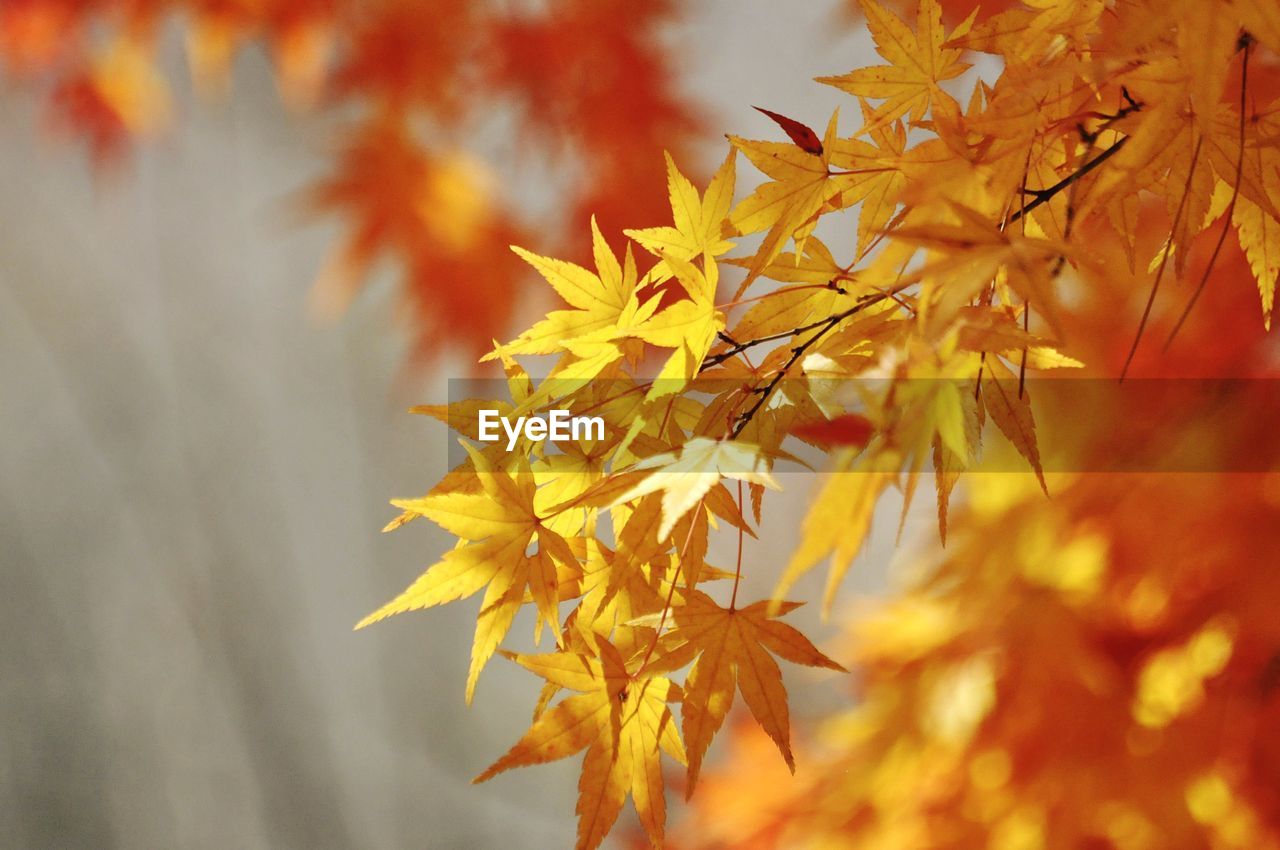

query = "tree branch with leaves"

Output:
[[359, 1, 1280, 848]]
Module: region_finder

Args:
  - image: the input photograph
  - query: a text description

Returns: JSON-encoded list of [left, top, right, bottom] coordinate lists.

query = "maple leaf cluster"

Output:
[[0, 0, 698, 358], [359, 0, 1280, 847], [663, 257, 1280, 850], [353, 0, 1280, 844]]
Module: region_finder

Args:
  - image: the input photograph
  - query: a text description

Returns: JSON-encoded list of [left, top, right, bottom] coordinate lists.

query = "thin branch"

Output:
[[1165, 38, 1251, 350], [638, 498, 705, 675], [1018, 303, 1030, 398], [712, 97, 1143, 424], [730, 481, 745, 611], [1121, 133, 1204, 380], [1008, 136, 1130, 226], [729, 291, 892, 437], [701, 287, 883, 372]]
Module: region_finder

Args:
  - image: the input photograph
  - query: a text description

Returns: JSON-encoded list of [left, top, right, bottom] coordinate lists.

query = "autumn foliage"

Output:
[[349, 0, 1280, 846], [0, 0, 698, 357], [11, 0, 1280, 848]]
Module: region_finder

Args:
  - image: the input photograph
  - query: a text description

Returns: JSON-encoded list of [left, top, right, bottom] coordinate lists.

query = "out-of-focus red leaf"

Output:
[[483, 0, 701, 247], [0, 0, 76, 74], [306, 117, 529, 360], [793, 414, 875, 449]]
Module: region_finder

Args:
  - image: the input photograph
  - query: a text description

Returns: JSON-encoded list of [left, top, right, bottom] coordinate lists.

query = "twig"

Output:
[[1121, 134, 1204, 380], [1008, 137, 1130, 226], [730, 481, 745, 611], [1165, 37, 1252, 350], [729, 293, 888, 437], [637, 497, 705, 675]]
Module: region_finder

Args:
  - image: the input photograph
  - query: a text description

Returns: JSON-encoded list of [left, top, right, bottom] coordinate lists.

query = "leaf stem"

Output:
[[727, 299, 870, 437], [1164, 40, 1251, 351], [637, 497, 705, 674], [1008, 136, 1130, 226], [1121, 134, 1204, 379], [730, 481, 745, 612]]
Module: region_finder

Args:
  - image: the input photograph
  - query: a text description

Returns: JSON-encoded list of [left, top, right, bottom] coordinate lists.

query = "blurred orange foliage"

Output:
[[12, 1, 1280, 849], [0, 0, 701, 358], [662, 242, 1280, 850], [654, 2, 1280, 847]]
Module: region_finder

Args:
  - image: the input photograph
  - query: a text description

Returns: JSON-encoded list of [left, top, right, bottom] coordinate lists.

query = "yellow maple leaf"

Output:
[[892, 201, 1071, 337], [625, 149, 737, 279], [650, 591, 844, 794], [981, 355, 1047, 491], [611, 437, 780, 540], [631, 252, 727, 400], [475, 640, 685, 850], [946, 0, 1105, 66], [773, 457, 897, 615], [1234, 195, 1279, 330], [818, 0, 974, 136], [728, 110, 875, 294], [356, 445, 577, 702], [831, 99, 909, 255], [487, 217, 658, 363]]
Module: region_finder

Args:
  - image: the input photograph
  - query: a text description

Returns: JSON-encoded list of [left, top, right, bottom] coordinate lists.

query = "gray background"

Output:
[[0, 4, 919, 847]]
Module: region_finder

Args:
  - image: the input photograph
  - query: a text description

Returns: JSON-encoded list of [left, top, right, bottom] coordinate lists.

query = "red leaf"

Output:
[[793, 414, 874, 449], [752, 106, 823, 155]]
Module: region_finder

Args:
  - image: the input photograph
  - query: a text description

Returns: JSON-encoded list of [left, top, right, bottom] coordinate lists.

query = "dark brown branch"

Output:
[[1009, 136, 1130, 226], [701, 291, 861, 372], [716, 93, 1147, 427], [729, 293, 889, 437], [1077, 91, 1145, 146], [1121, 134, 1204, 380], [1165, 40, 1251, 350]]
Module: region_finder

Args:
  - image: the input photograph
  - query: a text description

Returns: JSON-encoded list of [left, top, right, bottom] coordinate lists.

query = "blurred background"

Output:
[[0, 2, 929, 847]]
